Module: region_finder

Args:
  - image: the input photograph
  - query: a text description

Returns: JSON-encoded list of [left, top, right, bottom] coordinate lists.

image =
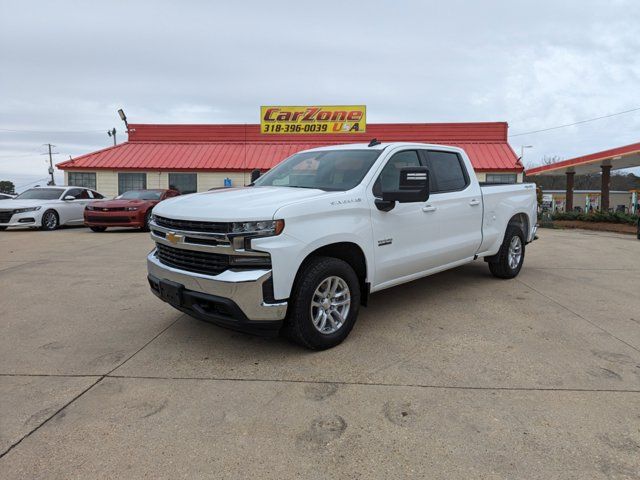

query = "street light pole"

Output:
[[107, 128, 117, 146], [520, 145, 533, 162]]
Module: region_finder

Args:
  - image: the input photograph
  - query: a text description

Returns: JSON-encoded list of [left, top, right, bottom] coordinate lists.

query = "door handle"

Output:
[[469, 199, 481, 206], [422, 205, 437, 212]]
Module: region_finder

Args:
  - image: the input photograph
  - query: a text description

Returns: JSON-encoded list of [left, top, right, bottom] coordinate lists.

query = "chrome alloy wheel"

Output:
[[310, 276, 351, 335], [43, 211, 58, 229], [508, 235, 522, 270]]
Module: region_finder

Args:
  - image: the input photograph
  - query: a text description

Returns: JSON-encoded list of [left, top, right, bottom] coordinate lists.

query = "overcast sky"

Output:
[[1, 0, 639, 190]]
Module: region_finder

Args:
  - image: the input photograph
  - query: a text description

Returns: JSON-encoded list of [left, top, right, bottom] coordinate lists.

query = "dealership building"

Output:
[[57, 122, 524, 197]]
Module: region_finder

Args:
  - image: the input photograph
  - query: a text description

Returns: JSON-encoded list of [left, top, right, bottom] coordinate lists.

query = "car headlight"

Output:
[[126, 207, 139, 211], [85, 205, 95, 211], [13, 206, 41, 214], [231, 219, 284, 236]]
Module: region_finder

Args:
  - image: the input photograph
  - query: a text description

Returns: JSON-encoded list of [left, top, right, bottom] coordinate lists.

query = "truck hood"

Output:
[[152, 186, 329, 221]]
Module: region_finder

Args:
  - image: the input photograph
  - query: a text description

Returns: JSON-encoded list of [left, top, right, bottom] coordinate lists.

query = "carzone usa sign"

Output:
[[260, 105, 366, 134]]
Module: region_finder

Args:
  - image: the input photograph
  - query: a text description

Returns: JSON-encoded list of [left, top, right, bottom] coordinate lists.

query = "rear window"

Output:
[[427, 151, 468, 192]]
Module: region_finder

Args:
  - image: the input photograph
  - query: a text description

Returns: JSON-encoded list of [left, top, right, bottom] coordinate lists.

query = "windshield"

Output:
[[254, 149, 382, 191], [15, 188, 63, 200], [118, 190, 163, 200]]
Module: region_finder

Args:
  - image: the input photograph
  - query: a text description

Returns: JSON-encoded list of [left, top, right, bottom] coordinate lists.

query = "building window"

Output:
[[118, 172, 147, 195], [68, 172, 96, 190], [485, 173, 517, 184], [168, 173, 197, 194]]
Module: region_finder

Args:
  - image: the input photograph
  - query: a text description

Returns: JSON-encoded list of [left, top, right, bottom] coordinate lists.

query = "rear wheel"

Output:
[[90, 226, 107, 232], [284, 256, 360, 350], [40, 210, 59, 231], [488, 225, 525, 279]]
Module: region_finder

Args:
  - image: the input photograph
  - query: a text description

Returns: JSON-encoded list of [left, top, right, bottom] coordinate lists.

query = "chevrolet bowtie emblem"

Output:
[[166, 231, 183, 244]]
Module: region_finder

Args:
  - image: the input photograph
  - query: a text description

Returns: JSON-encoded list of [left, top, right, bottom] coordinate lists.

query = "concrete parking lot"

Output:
[[1, 227, 639, 479]]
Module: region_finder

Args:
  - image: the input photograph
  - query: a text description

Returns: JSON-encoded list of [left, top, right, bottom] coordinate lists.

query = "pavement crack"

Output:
[[0, 315, 183, 460], [104, 374, 640, 394]]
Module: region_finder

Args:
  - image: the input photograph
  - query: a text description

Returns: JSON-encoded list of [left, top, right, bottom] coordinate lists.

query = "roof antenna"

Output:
[[368, 138, 381, 147]]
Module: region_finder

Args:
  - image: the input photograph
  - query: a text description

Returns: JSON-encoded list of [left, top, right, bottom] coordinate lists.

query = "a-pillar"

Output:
[[565, 171, 575, 212], [601, 165, 611, 212]]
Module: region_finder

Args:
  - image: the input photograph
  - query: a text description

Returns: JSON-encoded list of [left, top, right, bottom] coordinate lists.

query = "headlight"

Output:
[[231, 219, 284, 236], [85, 205, 95, 211], [126, 207, 139, 211], [13, 206, 41, 214]]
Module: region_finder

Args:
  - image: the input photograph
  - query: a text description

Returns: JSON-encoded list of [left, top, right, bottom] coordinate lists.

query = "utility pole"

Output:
[[42, 143, 59, 186]]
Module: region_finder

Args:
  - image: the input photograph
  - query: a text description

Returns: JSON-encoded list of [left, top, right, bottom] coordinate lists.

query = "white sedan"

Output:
[[0, 186, 106, 231]]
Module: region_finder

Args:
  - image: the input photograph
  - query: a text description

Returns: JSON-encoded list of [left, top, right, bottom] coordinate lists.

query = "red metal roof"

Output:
[[57, 122, 522, 172], [526, 141, 640, 176]]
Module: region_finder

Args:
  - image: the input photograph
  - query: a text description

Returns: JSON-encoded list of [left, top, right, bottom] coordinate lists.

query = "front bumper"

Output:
[[0, 210, 41, 228], [147, 251, 287, 333], [84, 210, 144, 227]]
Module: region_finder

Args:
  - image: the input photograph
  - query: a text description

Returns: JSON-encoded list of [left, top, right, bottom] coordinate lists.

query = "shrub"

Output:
[[551, 211, 639, 225]]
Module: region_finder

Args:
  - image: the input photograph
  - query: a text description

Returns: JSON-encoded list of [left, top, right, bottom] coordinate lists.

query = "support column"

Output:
[[601, 165, 611, 212], [565, 171, 575, 212]]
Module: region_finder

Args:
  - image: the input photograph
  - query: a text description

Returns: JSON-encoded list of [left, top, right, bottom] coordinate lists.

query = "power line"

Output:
[[0, 128, 104, 134], [13, 177, 51, 190], [509, 106, 640, 137]]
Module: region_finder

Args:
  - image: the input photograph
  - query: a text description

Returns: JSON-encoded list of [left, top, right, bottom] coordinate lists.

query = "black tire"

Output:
[[488, 225, 525, 279], [40, 210, 59, 231], [141, 210, 151, 232], [0, 226, 6, 231], [90, 226, 107, 232], [284, 256, 360, 350]]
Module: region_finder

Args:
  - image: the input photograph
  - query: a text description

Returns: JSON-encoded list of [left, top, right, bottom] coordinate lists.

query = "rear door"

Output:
[[62, 188, 92, 223], [420, 149, 483, 265]]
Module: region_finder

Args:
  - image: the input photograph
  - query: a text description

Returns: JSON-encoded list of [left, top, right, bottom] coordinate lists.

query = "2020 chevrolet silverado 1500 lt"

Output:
[[147, 142, 537, 349]]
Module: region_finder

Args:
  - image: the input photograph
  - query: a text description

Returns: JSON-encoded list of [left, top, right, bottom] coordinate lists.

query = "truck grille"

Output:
[[0, 211, 13, 223], [154, 215, 229, 234], [156, 243, 230, 276]]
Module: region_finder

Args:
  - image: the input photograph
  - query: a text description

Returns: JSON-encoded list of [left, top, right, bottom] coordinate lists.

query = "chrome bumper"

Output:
[[147, 251, 287, 321]]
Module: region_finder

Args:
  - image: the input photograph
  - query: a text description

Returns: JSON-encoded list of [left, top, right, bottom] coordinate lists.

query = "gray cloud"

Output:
[[1, 0, 639, 189]]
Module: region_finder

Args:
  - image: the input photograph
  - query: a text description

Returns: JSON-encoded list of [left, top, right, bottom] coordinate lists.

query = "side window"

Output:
[[65, 188, 83, 199], [372, 150, 421, 197], [78, 189, 91, 199], [427, 151, 468, 193], [91, 190, 104, 199]]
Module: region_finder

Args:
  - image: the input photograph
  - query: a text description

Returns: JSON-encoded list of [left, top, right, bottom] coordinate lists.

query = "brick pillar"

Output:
[[601, 165, 611, 212], [565, 171, 575, 212]]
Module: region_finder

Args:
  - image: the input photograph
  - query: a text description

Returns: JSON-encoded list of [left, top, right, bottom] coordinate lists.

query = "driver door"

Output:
[[369, 149, 440, 289]]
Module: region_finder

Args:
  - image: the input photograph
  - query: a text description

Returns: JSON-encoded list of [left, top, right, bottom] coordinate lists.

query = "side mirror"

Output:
[[375, 167, 429, 212], [63, 195, 75, 201], [250, 169, 261, 183]]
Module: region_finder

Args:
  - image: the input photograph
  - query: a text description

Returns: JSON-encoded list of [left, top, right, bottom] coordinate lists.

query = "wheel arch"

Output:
[[508, 212, 530, 241], [296, 242, 370, 306]]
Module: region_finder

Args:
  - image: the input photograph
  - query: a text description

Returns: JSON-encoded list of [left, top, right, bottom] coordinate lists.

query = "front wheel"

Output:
[[284, 256, 360, 350], [141, 210, 152, 232], [40, 210, 59, 231], [488, 225, 525, 279]]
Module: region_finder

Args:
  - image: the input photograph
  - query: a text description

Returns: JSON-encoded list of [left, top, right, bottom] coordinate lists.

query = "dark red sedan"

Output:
[[84, 189, 180, 232]]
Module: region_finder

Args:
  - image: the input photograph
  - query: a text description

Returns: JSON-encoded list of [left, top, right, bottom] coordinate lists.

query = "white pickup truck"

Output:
[[147, 142, 537, 349]]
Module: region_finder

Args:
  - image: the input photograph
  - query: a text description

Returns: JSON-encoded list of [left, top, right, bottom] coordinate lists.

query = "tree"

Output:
[[0, 180, 15, 195]]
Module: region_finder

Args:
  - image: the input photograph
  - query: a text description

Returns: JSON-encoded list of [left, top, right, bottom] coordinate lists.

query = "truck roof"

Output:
[[302, 141, 465, 154]]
